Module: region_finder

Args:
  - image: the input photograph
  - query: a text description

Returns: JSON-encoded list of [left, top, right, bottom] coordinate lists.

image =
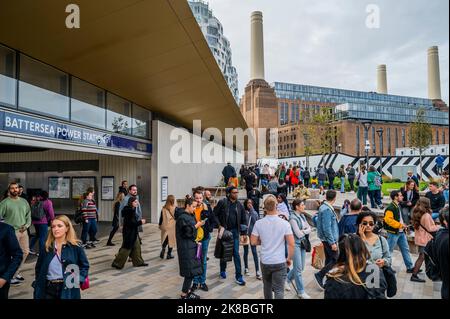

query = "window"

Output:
[[356, 126, 360, 156], [0, 44, 16, 107], [19, 54, 69, 119], [132, 104, 151, 139], [387, 128, 391, 155], [71, 77, 105, 129], [106, 93, 131, 134], [401, 128, 406, 147]]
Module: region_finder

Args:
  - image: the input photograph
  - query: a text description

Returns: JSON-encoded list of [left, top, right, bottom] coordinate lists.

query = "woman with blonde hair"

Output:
[[324, 233, 385, 299], [106, 192, 125, 246], [33, 215, 89, 299], [410, 197, 439, 283], [159, 195, 176, 259]]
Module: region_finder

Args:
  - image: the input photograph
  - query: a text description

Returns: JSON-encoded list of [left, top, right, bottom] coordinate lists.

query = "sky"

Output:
[[204, 0, 449, 104]]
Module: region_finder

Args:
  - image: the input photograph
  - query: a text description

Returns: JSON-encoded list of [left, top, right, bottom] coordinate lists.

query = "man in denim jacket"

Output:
[[314, 190, 339, 289]]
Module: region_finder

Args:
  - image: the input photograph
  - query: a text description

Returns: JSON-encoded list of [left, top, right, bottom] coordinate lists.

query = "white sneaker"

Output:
[[285, 282, 291, 291], [298, 292, 311, 299], [244, 268, 249, 275], [256, 271, 262, 280], [10, 278, 21, 286]]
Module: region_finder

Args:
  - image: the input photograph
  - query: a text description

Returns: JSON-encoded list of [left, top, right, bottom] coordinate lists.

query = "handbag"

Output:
[[311, 243, 325, 270], [379, 237, 397, 298], [80, 276, 89, 290], [300, 234, 311, 253]]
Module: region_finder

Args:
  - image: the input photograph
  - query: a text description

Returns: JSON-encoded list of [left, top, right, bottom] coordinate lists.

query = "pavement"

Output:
[[9, 220, 443, 299]]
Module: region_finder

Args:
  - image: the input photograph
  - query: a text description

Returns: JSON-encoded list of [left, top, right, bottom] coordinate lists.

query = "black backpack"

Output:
[[31, 201, 46, 221], [423, 229, 441, 281], [74, 207, 84, 224]]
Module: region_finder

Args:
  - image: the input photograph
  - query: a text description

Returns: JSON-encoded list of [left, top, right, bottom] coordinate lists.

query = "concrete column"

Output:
[[250, 11, 265, 80], [376, 64, 388, 94], [428, 46, 441, 100]]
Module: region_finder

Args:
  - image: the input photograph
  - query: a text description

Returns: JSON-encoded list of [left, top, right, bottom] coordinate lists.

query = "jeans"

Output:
[[30, 224, 48, 253], [328, 178, 335, 190], [220, 228, 242, 279], [287, 244, 306, 294], [261, 262, 287, 299], [182, 276, 193, 294], [387, 232, 413, 270], [432, 211, 440, 220], [319, 180, 325, 187], [368, 189, 382, 208], [348, 178, 355, 192], [317, 241, 339, 281], [81, 218, 98, 244], [340, 177, 345, 193], [193, 236, 211, 285], [243, 244, 259, 273], [357, 187, 368, 205]]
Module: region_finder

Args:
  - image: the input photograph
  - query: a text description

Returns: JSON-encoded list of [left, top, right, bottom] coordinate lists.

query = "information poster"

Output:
[[101, 176, 114, 200], [72, 177, 96, 199], [161, 176, 168, 202], [48, 177, 71, 199]]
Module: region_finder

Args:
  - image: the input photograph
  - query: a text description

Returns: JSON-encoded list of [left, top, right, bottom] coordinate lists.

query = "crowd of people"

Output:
[[0, 162, 448, 300]]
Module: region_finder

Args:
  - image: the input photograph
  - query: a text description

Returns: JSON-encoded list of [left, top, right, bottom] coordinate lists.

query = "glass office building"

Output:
[[273, 81, 448, 126]]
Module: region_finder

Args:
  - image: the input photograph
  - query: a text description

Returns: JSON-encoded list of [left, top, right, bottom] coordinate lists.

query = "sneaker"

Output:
[[82, 243, 90, 249], [235, 276, 246, 286], [256, 271, 262, 280], [298, 292, 311, 299], [181, 292, 201, 299], [199, 283, 209, 292], [191, 283, 198, 291], [89, 243, 96, 248], [244, 268, 249, 275], [220, 271, 227, 279], [410, 274, 426, 283], [10, 279, 21, 286], [15, 274, 25, 281], [92, 239, 100, 244], [313, 273, 325, 290]]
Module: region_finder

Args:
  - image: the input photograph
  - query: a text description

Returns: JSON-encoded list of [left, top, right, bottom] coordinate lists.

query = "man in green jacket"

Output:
[[0, 182, 31, 286], [367, 165, 383, 209]]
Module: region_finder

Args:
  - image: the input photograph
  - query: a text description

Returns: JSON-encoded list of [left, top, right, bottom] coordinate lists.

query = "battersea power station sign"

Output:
[[0, 110, 151, 155]]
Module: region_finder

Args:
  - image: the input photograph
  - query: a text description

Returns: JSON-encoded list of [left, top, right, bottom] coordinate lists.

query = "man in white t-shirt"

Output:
[[251, 195, 294, 299]]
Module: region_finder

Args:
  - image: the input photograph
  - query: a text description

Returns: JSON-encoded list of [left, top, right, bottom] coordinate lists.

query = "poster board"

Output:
[[72, 177, 96, 200], [161, 176, 168, 202], [101, 176, 114, 200], [48, 177, 71, 199]]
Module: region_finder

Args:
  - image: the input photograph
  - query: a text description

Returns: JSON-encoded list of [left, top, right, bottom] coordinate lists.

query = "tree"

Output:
[[409, 108, 432, 179], [303, 107, 341, 162]]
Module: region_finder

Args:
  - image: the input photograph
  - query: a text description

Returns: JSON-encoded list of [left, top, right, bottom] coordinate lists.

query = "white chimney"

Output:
[[376, 64, 388, 94], [250, 11, 265, 81], [428, 46, 442, 100]]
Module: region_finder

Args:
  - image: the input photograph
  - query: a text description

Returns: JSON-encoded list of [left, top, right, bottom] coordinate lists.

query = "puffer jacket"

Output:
[[214, 229, 234, 262]]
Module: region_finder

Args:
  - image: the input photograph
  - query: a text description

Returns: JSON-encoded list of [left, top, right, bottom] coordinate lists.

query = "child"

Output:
[[311, 176, 318, 189]]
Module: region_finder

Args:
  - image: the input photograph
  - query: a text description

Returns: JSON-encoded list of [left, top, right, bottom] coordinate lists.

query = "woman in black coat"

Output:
[[106, 192, 125, 246], [111, 197, 147, 269], [176, 196, 205, 299]]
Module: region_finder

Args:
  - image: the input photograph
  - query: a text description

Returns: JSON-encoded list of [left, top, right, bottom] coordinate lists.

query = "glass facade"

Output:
[[0, 46, 152, 141], [334, 103, 448, 126], [273, 82, 433, 108], [279, 102, 289, 125], [19, 54, 69, 120], [107, 93, 132, 135], [0, 44, 16, 107], [132, 104, 151, 139], [71, 77, 105, 129]]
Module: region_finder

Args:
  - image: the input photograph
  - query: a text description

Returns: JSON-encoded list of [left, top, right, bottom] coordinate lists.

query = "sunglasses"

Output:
[[362, 221, 375, 226]]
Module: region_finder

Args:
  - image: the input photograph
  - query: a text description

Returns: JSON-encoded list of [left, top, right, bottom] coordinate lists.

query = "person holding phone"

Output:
[[111, 197, 148, 269], [176, 196, 205, 299]]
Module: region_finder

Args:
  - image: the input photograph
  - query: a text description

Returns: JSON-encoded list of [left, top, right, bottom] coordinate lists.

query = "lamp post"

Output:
[[362, 121, 372, 167], [303, 132, 310, 170], [376, 128, 384, 175]]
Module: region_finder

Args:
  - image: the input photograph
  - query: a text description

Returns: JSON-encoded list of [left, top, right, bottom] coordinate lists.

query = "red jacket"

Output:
[[290, 170, 300, 185]]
